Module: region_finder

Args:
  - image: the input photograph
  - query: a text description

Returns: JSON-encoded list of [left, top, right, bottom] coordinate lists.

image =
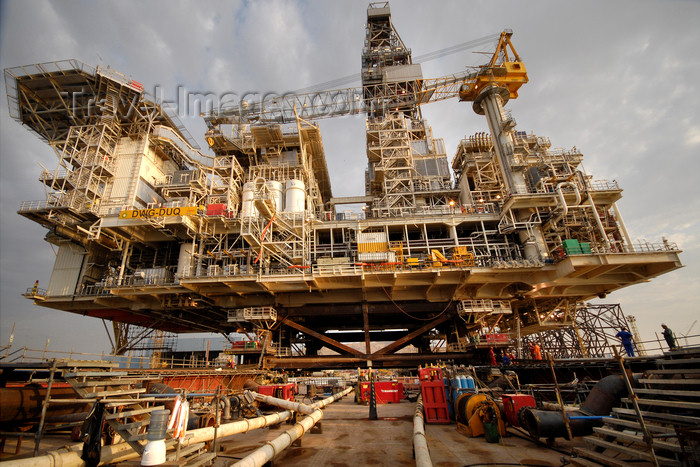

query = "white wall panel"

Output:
[[47, 242, 86, 296]]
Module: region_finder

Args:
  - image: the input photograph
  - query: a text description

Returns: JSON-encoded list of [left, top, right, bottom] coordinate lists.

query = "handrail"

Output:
[[152, 124, 214, 167]]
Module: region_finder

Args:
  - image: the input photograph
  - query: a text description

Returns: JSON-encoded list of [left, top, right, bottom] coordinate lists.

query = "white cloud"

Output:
[[686, 126, 700, 146]]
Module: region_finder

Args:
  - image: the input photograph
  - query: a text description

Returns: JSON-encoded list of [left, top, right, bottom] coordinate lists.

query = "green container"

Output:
[[563, 239, 581, 255], [562, 239, 580, 248], [483, 421, 500, 443], [580, 242, 591, 254]]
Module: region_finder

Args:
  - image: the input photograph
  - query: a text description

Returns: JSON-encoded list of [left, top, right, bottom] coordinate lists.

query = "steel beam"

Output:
[[373, 312, 452, 355], [280, 319, 363, 356]]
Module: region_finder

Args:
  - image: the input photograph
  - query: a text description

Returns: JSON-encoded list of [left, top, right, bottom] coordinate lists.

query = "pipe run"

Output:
[[548, 182, 581, 228], [234, 386, 354, 467], [220, 395, 231, 421], [413, 395, 432, 467], [10, 409, 295, 467], [521, 374, 630, 440], [252, 392, 315, 415]]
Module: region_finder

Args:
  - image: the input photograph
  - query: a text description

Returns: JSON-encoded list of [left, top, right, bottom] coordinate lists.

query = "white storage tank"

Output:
[[241, 182, 258, 218], [284, 179, 305, 213], [265, 180, 284, 213]]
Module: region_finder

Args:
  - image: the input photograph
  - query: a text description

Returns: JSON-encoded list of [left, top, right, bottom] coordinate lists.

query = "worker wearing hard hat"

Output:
[[661, 324, 677, 351]]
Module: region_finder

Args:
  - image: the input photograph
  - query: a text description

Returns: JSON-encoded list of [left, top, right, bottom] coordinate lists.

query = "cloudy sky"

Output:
[[1, 0, 698, 355]]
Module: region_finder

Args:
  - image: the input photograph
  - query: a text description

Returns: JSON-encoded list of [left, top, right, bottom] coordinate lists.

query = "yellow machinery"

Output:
[[457, 30, 528, 103], [455, 393, 506, 439], [452, 246, 475, 266], [430, 249, 448, 267], [389, 241, 404, 264], [405, 257, 420, 268]]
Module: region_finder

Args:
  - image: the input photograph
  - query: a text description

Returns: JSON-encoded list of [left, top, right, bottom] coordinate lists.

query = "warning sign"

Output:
[[119, 206, 198, 220]]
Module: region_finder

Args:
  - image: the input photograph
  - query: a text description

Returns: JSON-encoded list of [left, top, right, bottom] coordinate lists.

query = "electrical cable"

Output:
[[381, 285, 452, 321]]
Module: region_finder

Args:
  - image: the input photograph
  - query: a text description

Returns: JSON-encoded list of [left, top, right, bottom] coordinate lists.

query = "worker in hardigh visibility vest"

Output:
[[532, 343, 542, 360]]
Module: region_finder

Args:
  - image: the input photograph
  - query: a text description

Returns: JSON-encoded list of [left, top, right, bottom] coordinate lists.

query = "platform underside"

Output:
[[29, 249, 681, 369]]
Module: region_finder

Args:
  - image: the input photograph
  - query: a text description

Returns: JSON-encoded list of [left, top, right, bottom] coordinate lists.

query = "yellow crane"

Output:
[[204, 30, 527, 129]]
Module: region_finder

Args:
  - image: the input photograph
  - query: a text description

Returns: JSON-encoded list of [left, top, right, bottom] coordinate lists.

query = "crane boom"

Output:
[[204, 30, 526, 129], [205, 69, 477, 126]]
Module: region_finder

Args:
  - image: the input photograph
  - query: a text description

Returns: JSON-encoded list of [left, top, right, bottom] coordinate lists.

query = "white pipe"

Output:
[[253, 392, 315, 415], [233, 386, 354, 467], [233, 408, 323, 467], [586, 194, 609, 248], [11, 410, 294, 467], [612, 202, 633, 249], [548, 182, 581, 229], [413, 395, 432, 467], [311, 386, 354, 409]]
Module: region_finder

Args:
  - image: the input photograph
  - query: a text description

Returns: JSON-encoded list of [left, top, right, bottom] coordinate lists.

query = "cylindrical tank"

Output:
[[284, 179, 305, 213], [241, 182, 258, 218], [266, 180, 284, 213], [464, 376, 475, 390]]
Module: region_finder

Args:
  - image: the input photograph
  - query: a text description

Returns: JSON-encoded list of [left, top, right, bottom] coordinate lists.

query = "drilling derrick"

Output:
[[362, 3, 456, 217], [7, 3, 683, 369]]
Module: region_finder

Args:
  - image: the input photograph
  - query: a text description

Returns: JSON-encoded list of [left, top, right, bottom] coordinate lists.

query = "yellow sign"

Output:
[[119, 206, 198, 220]]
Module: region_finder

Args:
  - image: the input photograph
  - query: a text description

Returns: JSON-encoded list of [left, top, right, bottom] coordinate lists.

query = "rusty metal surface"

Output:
[[0, 385, 90, 428]]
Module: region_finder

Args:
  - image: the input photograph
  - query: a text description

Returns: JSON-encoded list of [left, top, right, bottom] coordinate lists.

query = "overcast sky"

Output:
[[1, 0, 698, 356]]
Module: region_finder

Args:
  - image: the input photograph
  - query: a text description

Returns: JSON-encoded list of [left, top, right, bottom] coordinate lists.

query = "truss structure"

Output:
[[522, 303, 638, 359]]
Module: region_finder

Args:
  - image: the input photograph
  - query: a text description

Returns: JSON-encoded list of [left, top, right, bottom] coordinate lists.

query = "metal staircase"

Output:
[[572, 349, 700, 466], [59, 360, 164, 454], [53, 360, 216, 465]]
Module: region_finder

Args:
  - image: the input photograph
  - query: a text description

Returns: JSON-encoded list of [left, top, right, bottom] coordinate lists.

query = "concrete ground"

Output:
[[212, 395, 576, 466]]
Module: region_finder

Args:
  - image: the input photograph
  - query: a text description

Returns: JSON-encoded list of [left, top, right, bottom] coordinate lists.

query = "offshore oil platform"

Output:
[[3, 3, 698, 466], [6, 3, 682, 371]]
